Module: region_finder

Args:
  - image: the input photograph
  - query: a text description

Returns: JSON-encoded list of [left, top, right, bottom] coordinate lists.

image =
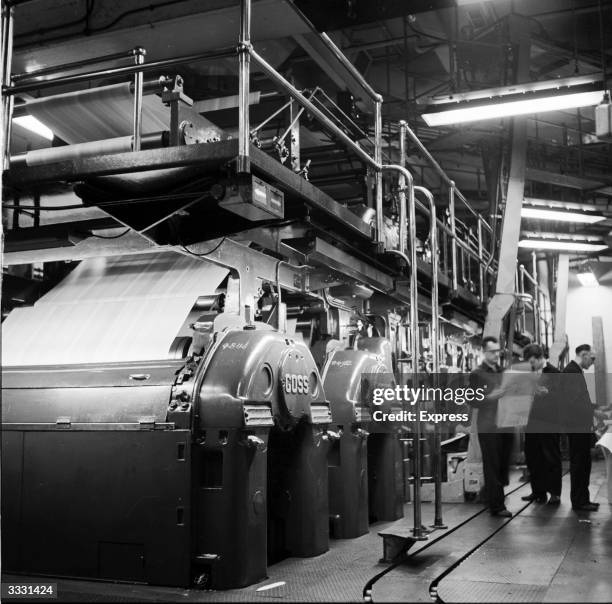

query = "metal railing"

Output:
[[2, 0, 495, 306], [515, 253, 553, 349]]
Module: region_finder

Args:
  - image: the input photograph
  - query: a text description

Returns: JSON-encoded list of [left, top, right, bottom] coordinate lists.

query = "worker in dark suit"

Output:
[[562, 344, 599, 512], [468, 336, 513, 517], [521, 344, 562, 505]]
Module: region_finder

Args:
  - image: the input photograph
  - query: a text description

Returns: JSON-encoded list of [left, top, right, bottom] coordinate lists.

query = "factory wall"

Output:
[[565, 269, 612, 406]]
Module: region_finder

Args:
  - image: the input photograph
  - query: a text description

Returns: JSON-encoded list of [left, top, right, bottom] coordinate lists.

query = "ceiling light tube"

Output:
[[518, 239, 608, 252], [523, 197, 603, 213], [576, 271, 599, 287], [422, 90, 605, 126], [521, 207, 606, 224], [13, 115, 54, 140]]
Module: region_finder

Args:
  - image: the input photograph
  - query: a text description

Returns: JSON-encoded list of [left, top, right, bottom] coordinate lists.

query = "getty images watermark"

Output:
[[358, 372, 606, 434], [364, 379, 483, 427]]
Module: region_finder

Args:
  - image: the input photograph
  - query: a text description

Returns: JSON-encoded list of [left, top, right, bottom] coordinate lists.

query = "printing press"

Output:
[[1, 0, 499, 590]]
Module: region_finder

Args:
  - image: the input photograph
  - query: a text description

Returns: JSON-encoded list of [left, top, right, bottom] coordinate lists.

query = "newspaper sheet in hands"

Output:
[[496, 370, 540, 428]]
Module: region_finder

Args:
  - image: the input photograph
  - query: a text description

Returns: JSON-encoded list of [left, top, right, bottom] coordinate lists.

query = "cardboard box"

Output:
[[464, 461, 483, 493], [420, 479, 465, 503], [446, 451, 467, 482]]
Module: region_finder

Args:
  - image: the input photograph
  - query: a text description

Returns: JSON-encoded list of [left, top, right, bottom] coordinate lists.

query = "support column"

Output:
[[483, 15, 531, 339], [549, 254, 570, 367]]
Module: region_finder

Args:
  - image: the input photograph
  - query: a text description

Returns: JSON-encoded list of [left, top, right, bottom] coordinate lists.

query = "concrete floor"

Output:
[[2, 462, 610, 603]]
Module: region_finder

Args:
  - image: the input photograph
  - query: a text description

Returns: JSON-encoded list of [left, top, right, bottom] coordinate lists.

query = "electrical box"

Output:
[[219, 175, 284, 221]]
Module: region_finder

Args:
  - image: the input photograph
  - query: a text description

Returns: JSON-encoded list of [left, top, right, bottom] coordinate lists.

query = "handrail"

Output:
[[4, 47, 237, 96], [250, 48, 377, 169], [12, 48, 144, 81], [298, 11, 382, 103], [399, 121, 493, 234]]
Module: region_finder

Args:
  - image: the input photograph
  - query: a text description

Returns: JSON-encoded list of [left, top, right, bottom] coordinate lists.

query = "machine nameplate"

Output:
[[283, 373, 309, 395]]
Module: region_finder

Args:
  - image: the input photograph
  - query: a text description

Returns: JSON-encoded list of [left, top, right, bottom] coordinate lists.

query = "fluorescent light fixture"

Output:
[[13, 115, 54, 140], [422, 90, 604, 126], [576, 271, 599, 287], [521, 207, 606, 224], [523, 197, 603, 213], [519, 239, 608, 252]]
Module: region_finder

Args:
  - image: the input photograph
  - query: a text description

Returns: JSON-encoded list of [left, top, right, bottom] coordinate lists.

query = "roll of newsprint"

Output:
[[1, 252, 228, 366]]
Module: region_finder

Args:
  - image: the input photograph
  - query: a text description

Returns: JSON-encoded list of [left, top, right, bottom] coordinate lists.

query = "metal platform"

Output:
[[3, 462, 609, 602]]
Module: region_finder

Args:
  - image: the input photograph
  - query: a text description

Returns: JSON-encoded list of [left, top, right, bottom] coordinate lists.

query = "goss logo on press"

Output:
[[284, 373, 310, 395]]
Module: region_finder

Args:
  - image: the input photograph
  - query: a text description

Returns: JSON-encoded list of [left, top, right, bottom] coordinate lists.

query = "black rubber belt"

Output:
[[428, 499, 533, 602], [429, 468, 570, 603], [362, 479, 533, 602]]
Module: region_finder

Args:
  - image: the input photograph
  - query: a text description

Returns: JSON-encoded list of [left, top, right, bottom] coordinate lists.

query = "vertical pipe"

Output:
[[448, 183, 458, 292], [2, 1, 14, 170], [519, 265, 526, 333], [414, 185, 446, 530], [382, 160, 423, 539], [374, 100, 383, 250], [477, 219, 484, 303], [1, 1, 14, 309], [532, 251, 540, 342], [402, 159, 423, 537], [237, 0, 251, 173], [398, 121, 408, 255], [132, 47, 145, 152]]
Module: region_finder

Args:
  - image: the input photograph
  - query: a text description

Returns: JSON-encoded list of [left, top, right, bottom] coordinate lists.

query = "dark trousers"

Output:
[[568, 433, 592, 507], [524, 433, 562, 497], [478, 431, 514, 512]]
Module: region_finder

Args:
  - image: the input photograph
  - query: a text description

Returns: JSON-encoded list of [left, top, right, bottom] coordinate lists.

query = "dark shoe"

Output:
[[588, 501, 600, 507], [522, 493, 547, 503], [547, 495, 561, 505], [572, 503, 598, 511], [491, 509, 512, 517]]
